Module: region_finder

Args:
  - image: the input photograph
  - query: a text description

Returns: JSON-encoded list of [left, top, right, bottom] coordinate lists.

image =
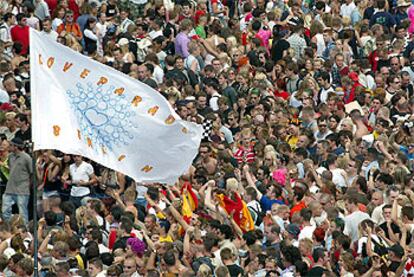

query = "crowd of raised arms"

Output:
[[3, 0, 414, 276]]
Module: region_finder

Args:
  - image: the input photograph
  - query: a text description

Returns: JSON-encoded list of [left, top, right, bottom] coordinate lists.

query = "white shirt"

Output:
[[149, 29, 163, 40], [153, 65, 164, 84], [319, 86, 335, 103], [0, 23, 11, 43], [344, 210, 370, 242], [98, 243, 110, 254], [299, 225, 316, 240], [120, 18, 134, 33], [357, 234, 387, 254], [331, 168, 347, 188], [41, 30, 58, 41], [340, 1, 356, 18], [209, 92, 220, 111], [52, 18, 63, 31], [0, 88, 10, 103], [69, 161, 94, 197]]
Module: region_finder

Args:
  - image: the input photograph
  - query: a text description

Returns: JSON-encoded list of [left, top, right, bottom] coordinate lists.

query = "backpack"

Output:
[[371, 236, 388, 257], [136, 38, 152, 63], [362, 235, 388, 258], [249, 203, 265, 226]]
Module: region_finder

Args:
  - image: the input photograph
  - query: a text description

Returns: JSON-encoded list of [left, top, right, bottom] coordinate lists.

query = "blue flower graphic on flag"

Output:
[[66, 82, 137, 151]]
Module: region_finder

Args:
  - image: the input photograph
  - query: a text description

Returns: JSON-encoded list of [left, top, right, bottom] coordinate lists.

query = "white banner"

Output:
[[30, 29, 203, 184]]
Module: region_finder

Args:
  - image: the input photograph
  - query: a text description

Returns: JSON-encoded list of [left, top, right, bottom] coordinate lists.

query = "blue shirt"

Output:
[[260, 195, 284, 211], [400, 145, 414, 160]]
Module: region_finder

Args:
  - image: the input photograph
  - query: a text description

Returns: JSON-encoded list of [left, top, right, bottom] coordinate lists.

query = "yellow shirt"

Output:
[[287, 135, 298, 149]]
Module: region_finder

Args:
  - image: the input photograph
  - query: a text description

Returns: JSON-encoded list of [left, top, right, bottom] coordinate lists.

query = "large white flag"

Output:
[[30, 29, 203, 184]]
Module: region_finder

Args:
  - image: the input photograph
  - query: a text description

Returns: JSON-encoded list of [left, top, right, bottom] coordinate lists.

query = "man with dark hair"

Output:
[[1, 137, 32, 223], [317, 71, 335, 104], [112, 218, 133, 250], [306, 248, 329, 276], [280, 245, 302, 276], [14, 113, 31, 143], [388, 244, 404, 272], [204, 78, 221, 112], [10, 13, 29, 55], [369, 0, 396, 31]]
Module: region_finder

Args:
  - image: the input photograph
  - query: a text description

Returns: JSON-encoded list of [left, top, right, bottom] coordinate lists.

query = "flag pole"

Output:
[[30, 35, 39, 276], [32, 146, 39, 277]]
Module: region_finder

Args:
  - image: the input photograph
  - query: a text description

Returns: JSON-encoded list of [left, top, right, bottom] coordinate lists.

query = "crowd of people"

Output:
[[1, 0, 414, 276]]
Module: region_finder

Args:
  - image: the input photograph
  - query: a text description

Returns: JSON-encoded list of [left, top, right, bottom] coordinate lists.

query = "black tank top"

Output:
[[106, 3, 117, 18]]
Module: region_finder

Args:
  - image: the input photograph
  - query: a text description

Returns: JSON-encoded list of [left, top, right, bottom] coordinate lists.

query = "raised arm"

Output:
[[243, 165, 262, 200]]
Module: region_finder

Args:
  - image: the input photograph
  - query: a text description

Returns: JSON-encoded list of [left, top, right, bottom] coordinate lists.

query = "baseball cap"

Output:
[[118, 38, 129, 46], [286, 224, 301, 238], [388, 244, 405, 258]]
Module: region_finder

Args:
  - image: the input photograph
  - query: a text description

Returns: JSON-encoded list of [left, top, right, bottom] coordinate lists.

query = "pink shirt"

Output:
[[255, 29, 272, 51]]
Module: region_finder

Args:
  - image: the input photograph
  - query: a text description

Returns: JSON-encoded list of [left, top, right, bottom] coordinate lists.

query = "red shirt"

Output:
[[45, 0, 58, 14], [68, 0, 80, 20], [194, 10, 206, 25], [11, 25, 29, 55], [368, 50, 379, 72], [234, 146, 255, 164], [274, 90, 290, 100], [290, 200, 306, 217]]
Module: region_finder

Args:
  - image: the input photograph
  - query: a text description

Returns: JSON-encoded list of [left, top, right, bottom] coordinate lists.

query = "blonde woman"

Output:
[[339, 252, 355, 276], [197, 264, 212, 277], [218, 52, 231, 71], [118, 39, 135, 63], [185, 41, 201, 74], [64, 33, 82, 52], [339, 118, 356, 134]]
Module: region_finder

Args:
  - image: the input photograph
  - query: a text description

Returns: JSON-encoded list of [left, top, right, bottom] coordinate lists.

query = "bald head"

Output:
[[371, 191, 384, 206]]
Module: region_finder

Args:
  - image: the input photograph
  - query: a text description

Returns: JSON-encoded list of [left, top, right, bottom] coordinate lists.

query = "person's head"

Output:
[[264, 224, 280, 243], [312, 248, 329, 265], [73, 155, 83, 165], [3, 13, 15, 25], [386, 186, 400, 203], [15, 114, 28, 129], [180, 18, 193, 33], [299, 238, 313, 256], [55, 262, 70, 277], [197, 93, 208, 109], [65, 10, 74, 23], [390, 57, 401, 73], [402, 206, 414, 223], [220, 248, 234, 263], [15, 258, 33, 277], [281, 245, 302, 267], [381, 204, 392, 221], [137, 65, 147, 81], [335, 53, 345, 68], [371, 96, 383, 112], [344, 194, 359, 213], [3, 73, 17, 93], [388, 244, 405, 261], [122, 256, 137, 276], [52, 241, 69, 259], [86, 17, 97, 30], [339, 252, 354, 273], [87, 258, 103, 277], [15, 13, 26, 27]]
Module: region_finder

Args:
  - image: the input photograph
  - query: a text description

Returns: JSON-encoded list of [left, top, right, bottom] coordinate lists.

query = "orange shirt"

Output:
[[57, 23, 82, 40]]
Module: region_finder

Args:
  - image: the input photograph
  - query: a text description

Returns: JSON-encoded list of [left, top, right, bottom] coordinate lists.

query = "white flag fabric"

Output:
[[30, 29, 203, 184]]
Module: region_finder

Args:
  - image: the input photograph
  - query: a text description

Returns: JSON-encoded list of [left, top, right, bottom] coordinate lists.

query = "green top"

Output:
[[195, 25, 206, 39]]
